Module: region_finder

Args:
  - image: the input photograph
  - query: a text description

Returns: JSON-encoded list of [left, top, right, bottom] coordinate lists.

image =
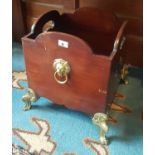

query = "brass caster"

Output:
[[120, 64, 129, 85], [92, 113, 109, 145], [22, 88, 39, 111]]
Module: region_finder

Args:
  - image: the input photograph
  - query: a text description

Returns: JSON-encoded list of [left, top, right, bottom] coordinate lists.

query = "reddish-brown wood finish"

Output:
[[80, 0, 143, 67], [22, 8, 127, 114], [13, 0, 26, 42], [20, 0, 142, 67], [22, 0, 79, 32]]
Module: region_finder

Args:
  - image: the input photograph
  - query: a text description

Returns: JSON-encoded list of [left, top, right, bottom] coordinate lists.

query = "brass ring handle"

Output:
[[54, 71, 68, 84], [53, 58, 71, 84]]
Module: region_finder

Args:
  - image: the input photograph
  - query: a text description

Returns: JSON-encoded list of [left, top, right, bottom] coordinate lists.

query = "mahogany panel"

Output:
[[23, 32, 111, 114], [13, 0, 26, 42], [22, 0, 79, 33], [80, 0, 143, 67], [25, 1, 64, 17], [31, 0, 79, 9], [80, 0, 142, 17], [122, 35, 143, 67], [25, 1, 76, 18]]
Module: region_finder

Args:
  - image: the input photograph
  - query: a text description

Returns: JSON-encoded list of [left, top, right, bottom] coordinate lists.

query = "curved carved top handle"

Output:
[[31, 10, 60, 36]]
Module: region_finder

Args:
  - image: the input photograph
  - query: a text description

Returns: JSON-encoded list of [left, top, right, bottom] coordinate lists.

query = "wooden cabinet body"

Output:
[[22, 8, 127, 114]]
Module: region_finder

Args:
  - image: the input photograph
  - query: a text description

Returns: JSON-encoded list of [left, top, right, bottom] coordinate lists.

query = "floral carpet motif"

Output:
[[12, 71, 27, 89], [13, 117, 108, 155]]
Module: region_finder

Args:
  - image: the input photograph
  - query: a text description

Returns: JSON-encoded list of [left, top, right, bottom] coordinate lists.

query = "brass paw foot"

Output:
[[120, 64, 129, 85], [92, 113, 109, 145], [22, 88, 39, 111]]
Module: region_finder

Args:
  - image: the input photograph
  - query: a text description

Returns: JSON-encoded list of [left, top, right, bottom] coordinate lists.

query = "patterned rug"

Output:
[[12, 42, 143, 155]]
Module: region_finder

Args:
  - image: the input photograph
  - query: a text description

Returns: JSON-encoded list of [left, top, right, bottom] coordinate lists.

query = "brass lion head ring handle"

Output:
[[53, 58, 71, 84], [54, 71, 68, 84]]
